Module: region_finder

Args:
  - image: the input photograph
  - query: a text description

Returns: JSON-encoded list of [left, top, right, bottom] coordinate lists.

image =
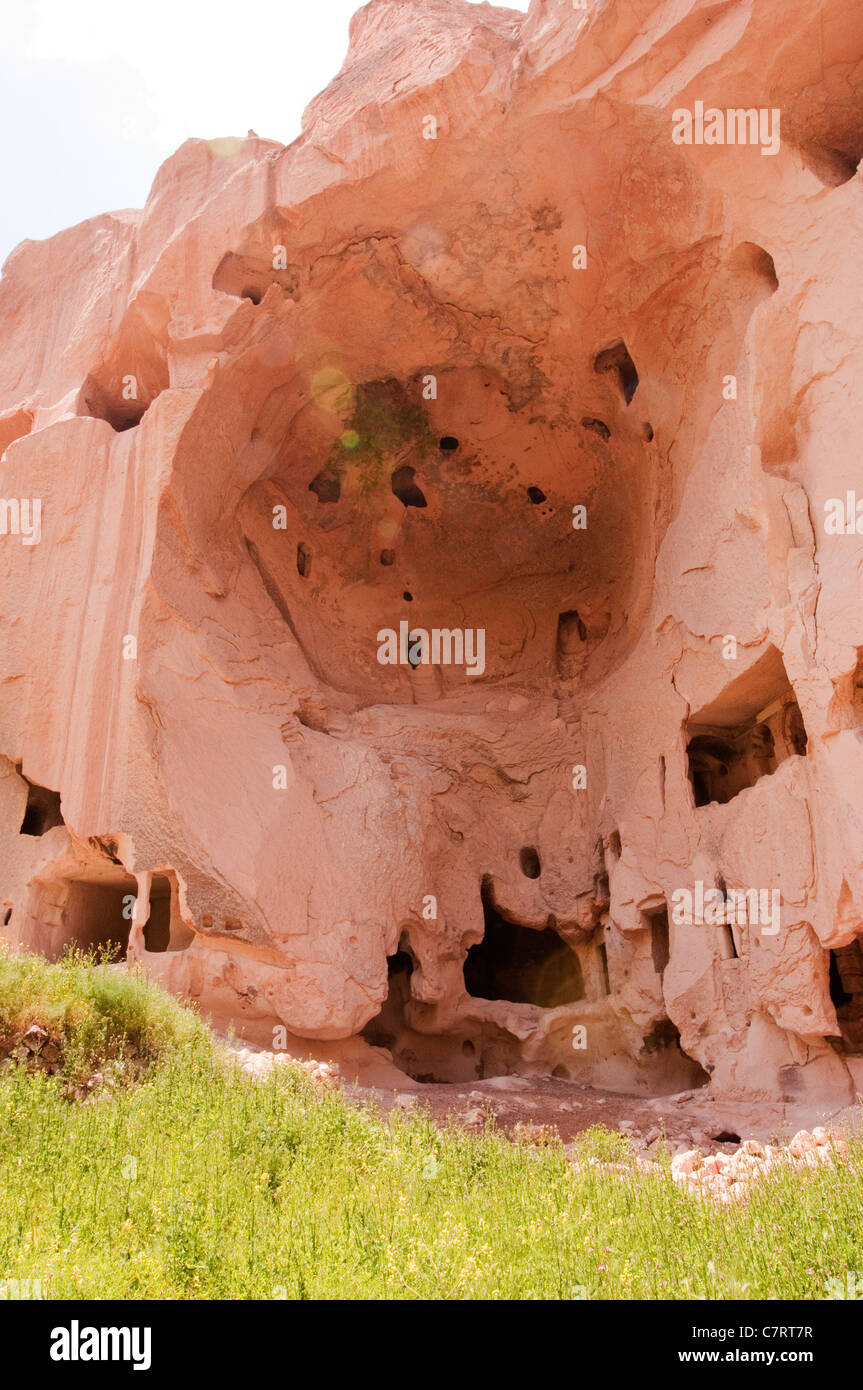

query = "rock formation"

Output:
[[2, 0, 863, 1117]]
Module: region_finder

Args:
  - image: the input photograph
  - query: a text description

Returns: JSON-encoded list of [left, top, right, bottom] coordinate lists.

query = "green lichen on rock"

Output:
[[328, 379, 435, 495]]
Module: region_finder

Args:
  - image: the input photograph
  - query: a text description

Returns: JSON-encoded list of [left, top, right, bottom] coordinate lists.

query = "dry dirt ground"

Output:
[[230, 1041, 863, 1155]]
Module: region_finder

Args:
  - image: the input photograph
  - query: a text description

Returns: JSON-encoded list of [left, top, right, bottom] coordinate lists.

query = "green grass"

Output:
[[1, 949, 862, 1300], [0, 945, 209, 1085]]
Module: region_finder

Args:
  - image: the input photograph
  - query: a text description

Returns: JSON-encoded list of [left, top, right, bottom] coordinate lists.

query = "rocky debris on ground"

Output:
[[297, 1058, 341, 1090], [1, 1023, 64, 1075], [0, 1020, 148, 1103], [222, 1043, 863, 1187], [232, 1044, 341, 1090], [670, 1128, 850, 1203]]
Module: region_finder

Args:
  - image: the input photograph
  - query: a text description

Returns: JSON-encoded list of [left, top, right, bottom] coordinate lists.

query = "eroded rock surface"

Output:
[[2, 0, 863, 1122]]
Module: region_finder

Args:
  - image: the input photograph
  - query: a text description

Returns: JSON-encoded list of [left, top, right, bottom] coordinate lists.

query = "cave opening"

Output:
[[58, 878, 134, 960], [641, 903, 670, 978], [527, 485, 546, 504], [83, 400, 145, 431], [361, 941, 521, 1084], [362, 948, 414, 1052], [296, 543, 312, 578], [439, 436, 458, 451], [686, 647, 807, 807], [715, 877, 739, 960], [688, 733, 753, 807], [19, 779, 64, 837], [593, 340, 639, 404], [829, 943, 863, 1052], [79, 374, 152, 433], [641, 1018, 710, 1088], [464, 883, 584, 1007], [519, 846, 541, 879], [308, 469, 341, 503], [599, 941, 611, 994], [391, 465, 427, 508], [144, 875, 172, 954], [730, 241, 779, 295]]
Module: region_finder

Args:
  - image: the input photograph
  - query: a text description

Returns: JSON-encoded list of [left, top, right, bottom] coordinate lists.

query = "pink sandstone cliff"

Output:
[[1, 0, 863, 1117]]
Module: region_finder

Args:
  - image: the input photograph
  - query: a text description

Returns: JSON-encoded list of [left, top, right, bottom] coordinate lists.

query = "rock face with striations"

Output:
[[1, 0, 863, 1113]]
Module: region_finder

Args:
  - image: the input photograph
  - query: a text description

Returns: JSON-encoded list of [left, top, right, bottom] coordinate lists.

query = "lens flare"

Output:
[[205, 137, 246, 162], [311, 367, 354, 415]]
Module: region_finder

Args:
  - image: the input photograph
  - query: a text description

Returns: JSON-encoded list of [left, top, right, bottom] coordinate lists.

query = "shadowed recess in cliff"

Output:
[[593, 341, 639, 404], [18, 776, 63, 837], [464, 880, 584, 1007], [212, 249, 300, 302], [41, 876, 135, 961], [829, 942, 863, 1052], [76, 300, 170, 432], [360, 941, 514, 1084], [686, 646, 807, 807]]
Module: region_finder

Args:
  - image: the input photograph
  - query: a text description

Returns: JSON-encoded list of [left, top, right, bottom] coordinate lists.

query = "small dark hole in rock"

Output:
[[439, 436, 459, 451], [519, 846, 541, 879], [2, 909, 11, 926], [403, 591, 413, 602], [558, 610, 587, 648], [241, 287, 262, 305], [829, 950, 852, 1008], [527, 485, 546, 504], [20, 781, 64, 836], [380, 549, 395, 566], [309, 470, 340, 504], [594, 341, 639, 404], [712, 1130, 741, 1144], [391, 465, 427, 508], [296, 543, 312, 578], [388, 949, 413, 977]]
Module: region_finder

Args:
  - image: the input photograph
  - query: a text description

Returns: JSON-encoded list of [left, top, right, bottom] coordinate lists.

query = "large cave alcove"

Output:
[[464, 881, 584, 1007]]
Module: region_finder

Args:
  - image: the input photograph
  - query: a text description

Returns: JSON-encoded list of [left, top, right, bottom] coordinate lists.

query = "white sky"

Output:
[[0, 0, 529, 269]]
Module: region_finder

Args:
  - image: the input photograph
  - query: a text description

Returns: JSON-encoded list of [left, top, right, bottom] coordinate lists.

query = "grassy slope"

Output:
[[1, 948, 861, 1300]]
